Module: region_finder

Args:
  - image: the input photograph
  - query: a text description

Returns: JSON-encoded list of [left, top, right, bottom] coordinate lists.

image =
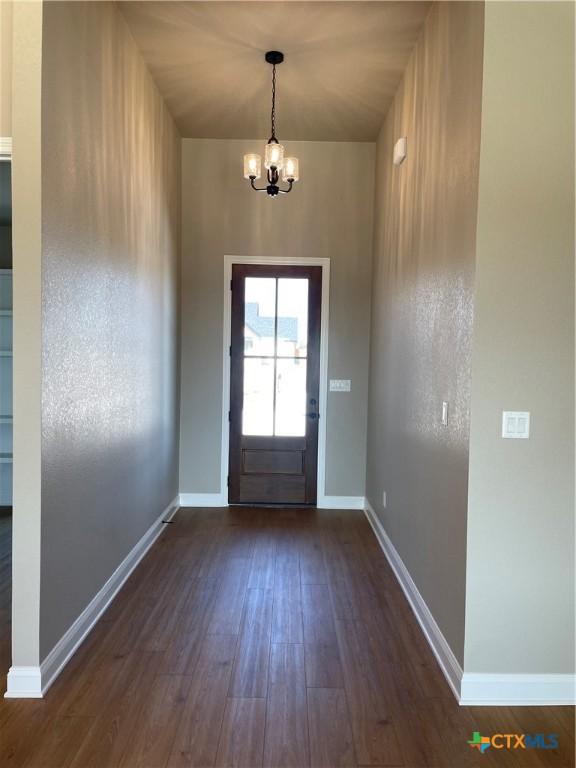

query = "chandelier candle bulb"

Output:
[[264, 142, 284, 170], [282, 157, 299, 182], [243, 154, 262, 179]]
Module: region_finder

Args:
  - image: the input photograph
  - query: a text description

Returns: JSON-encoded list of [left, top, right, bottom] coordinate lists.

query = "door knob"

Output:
[[308, 412, 318, 420]]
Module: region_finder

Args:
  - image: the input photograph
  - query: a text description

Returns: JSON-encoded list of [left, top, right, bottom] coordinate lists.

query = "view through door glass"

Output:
[[229, 264, 321, 505], [243, 276, 308, 436]]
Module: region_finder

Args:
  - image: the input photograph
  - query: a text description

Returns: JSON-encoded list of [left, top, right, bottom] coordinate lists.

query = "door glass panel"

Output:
[[241, 275, 310, 437], [243, 357, 274, 435], [277, 278, 308, 357], [275, 358, 307, 436], [244, 277, 276, 356]]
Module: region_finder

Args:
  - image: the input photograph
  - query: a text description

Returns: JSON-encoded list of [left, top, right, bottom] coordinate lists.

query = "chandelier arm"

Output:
[[249, 177, 268, 192], [247, 177, 293, 196]]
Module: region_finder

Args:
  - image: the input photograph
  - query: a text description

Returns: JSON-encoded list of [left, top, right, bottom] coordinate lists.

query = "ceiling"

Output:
[[118, 1, 431, 142]]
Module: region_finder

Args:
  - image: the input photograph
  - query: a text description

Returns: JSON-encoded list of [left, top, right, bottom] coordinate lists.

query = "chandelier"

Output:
[[243, 51, 300, 197]]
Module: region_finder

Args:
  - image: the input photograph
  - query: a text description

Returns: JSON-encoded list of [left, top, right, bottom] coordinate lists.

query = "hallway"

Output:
[[0, 507, 573, 767]]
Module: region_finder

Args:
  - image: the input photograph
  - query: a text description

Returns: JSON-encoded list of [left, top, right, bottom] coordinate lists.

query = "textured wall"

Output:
[[180, 139, 374, 498], [465, 1, 575, 674], [39, 1, 180, 659], [366, 1, 484, 665]]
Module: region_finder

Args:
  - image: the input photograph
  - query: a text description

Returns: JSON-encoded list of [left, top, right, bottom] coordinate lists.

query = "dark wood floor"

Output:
[[0, 507, 574, 767]]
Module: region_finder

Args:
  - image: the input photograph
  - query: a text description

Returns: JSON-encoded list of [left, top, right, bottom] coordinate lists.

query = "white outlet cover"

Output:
[[502, 411, 530, 439]]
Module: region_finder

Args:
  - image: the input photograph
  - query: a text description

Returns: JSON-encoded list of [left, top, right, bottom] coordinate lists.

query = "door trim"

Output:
[[221, 255, 330, 507]]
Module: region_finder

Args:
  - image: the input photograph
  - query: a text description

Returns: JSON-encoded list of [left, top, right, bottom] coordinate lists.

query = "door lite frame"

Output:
[[221, 256, 330, 507]]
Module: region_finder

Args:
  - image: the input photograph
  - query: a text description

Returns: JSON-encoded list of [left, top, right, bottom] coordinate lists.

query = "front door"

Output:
[[228, 264, 322, 505]]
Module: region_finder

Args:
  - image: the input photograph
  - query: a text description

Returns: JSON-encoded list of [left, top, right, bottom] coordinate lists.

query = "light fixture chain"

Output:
[[271, 63, 276, 141]]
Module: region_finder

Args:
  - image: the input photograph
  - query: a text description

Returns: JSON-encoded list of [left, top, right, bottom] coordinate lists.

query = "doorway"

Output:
[[0, 156, 12, 688], [228, 263, 323, 505]]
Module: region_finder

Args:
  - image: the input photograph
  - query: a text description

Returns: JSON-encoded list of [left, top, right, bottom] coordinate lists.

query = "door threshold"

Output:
[[228, 502, 317, 508]]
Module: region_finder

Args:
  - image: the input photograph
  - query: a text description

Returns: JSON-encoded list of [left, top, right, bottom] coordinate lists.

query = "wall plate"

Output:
[[393, 136, 407, 165], [441, 401, 449, 427], [330, 379, 351, 392], [502, 411, 530, 439]]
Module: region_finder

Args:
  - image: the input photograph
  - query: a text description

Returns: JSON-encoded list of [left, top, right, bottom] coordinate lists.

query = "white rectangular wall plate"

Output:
[[393, 136, 407, 166], [502, 411, 530, 439], [330, 379, 351, 392], [441, 401, 449, 427]]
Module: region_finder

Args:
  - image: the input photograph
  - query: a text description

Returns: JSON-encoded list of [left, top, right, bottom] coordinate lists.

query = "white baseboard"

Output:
[[363, 499, 463, 702], [179, 492, 227, 507], [318, 495, 365, 510], [460, 673, 576, 706], [5, 667, 42, 698], [5, 495, 179, 699], [364, 498, 576, 706], [178, 493, 365, 510]]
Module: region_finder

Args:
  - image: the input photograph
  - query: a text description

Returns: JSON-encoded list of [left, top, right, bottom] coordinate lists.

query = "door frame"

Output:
[[221, 255, 330, 507]]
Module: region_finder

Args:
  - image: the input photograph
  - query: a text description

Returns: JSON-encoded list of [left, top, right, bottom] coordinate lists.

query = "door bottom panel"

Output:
[[239, 474, 306, 504]]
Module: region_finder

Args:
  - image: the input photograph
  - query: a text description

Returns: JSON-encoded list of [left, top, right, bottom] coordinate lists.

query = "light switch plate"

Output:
[[502, 411, 530, 439], [330, 379, 351, 392]]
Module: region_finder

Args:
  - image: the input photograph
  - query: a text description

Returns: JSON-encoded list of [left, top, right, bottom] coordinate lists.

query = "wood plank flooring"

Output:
[[0, 507, 574, 767]]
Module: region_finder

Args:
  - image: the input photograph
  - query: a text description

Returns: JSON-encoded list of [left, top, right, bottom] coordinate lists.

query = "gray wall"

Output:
[[180, 139, 374, 499], [39, 1, 180, 659], [465, 0, 575, 674], [366, 1, 484, 665]]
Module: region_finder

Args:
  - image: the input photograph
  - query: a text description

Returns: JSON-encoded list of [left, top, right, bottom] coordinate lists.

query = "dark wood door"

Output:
[[228, 264, 322, 505]]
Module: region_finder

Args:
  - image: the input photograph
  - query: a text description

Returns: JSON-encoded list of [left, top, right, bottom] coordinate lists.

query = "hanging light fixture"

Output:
[[243, 51, 299, 197]]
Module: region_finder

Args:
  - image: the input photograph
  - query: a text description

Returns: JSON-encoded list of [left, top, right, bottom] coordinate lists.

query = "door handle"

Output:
[[308, 412, 318, 420]]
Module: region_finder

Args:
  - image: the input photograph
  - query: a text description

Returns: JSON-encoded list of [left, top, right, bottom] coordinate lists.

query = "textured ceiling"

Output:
[[119, 1, 431, 141]]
